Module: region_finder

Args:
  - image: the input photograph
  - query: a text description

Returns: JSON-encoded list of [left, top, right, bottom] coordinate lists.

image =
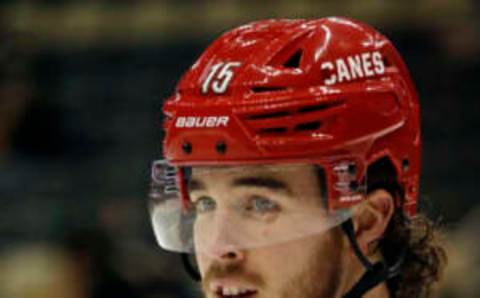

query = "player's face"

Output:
[[189, 165, 348, 298]]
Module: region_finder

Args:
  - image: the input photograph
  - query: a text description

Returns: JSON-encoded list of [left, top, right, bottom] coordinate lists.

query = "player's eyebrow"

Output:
[[188, 176, 293, 196], [231, 176, 293, 195]]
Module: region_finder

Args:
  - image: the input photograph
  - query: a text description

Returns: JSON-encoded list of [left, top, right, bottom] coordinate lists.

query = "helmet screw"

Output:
[[182, 142, 192, 154], [349, 181, 359, 191], [402, 159, 410, 172], [216, 141, 227, 154], [348, 164, 357, 176]]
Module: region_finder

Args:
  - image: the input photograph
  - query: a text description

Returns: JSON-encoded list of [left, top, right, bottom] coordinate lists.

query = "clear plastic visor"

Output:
[[149, 160, 364, 254]]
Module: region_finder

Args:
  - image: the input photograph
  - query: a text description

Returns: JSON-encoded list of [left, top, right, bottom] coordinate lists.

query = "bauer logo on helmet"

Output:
[[174, 116, 230, 128]]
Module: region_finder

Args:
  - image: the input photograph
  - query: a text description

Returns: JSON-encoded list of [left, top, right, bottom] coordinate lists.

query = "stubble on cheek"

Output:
[[196, 229, 345, 298], [279, 230, 345, 298]]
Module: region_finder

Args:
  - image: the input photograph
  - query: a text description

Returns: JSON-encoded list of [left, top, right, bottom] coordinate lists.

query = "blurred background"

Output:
[[0, 1, 479, 297]]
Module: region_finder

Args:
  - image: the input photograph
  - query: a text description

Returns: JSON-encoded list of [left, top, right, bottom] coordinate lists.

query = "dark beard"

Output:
[[202, 263, 265, 289], [280, 230, 344, 298], [202, 262, 265, 295], [201, 229, 344, 298]]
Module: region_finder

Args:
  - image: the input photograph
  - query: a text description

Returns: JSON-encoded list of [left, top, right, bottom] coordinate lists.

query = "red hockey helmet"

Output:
[[150, 17, 420, 253]]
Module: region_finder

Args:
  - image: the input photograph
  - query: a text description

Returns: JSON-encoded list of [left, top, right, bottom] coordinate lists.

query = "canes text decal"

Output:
[[321, 51, 385, 86]]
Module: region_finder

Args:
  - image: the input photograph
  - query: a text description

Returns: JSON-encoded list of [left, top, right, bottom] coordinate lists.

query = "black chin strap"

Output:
[[341, 219, 405, 298], [181, 253, 201, 281]]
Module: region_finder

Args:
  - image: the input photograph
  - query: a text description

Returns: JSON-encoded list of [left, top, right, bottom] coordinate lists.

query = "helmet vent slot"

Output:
[[283, 49, 302, 68], [258, 127, 288, 134], [247, 110, 290, 120], [251, 86, 288, 93], [382, 56, 392, 67], [294, 121, 322, 131], [297, 100, 345, 114], [245, 99, 344, 136]]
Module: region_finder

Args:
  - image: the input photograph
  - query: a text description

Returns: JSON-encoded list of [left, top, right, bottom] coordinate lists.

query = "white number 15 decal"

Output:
[[201, 61, 241, 95]]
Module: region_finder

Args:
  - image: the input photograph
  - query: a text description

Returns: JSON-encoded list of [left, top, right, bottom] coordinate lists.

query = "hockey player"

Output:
[[149, 17, 446, 298]]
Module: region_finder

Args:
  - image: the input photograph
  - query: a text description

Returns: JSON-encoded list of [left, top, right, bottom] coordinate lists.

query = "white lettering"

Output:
[[321, 62, 336, 85], [347, 55, 363, 79], [202, 62, 241, 94], [175, 117, 185, 127], [372, 51, 385, 74], [339, 194, 363, 203], [361, 52, 374, 77], [195, 117, 206, 127], [322, 51, 386, 86], [174, 116, 230, 128], [206, 117, 216, 127], [336, 59, 351, 83], [185, 117, 195, 127], [217, 116, 229, 127]]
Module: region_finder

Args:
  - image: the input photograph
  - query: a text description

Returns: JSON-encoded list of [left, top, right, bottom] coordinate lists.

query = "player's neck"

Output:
[[363, 281, 390, 298]]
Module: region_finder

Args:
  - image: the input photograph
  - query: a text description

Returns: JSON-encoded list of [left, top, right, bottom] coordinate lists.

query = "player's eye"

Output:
[[247, 195, 280, 214], [193, 196, 216, 213]]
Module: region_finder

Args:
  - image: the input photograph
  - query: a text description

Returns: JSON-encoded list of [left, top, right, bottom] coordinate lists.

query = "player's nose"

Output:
[[203, 215, 246, 264], [207, 243, 246, 265]]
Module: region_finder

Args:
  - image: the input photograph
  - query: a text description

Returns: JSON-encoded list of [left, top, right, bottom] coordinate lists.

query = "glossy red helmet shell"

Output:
[[161, 17, 421, 215]]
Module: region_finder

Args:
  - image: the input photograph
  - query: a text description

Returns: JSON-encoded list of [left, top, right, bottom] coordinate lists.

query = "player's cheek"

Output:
[[195, 253, 209, 277]]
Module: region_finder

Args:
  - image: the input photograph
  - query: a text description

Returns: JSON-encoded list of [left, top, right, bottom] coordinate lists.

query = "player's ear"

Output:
[[351, 189, 394, 256]]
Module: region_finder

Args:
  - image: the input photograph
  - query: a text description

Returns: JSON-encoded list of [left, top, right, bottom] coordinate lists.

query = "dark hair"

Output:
[[367, 157, 447, 298]]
